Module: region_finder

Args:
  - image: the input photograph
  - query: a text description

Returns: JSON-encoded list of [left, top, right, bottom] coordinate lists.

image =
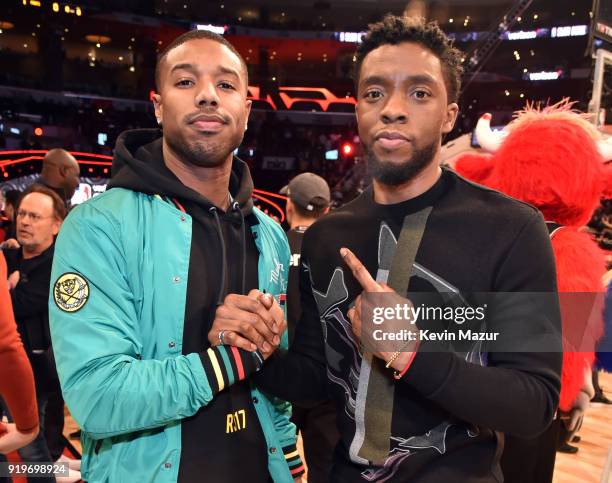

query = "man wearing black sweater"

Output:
[[243, 16, 562, 482], [3, 184, 67, 482]]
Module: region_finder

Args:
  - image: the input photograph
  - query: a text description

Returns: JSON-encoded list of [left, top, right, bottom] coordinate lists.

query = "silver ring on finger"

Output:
[[218, 329, 227, 345]]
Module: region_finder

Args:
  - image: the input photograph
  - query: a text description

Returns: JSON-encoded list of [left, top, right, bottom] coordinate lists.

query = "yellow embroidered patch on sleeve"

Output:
[[53, 272, 90, 313]]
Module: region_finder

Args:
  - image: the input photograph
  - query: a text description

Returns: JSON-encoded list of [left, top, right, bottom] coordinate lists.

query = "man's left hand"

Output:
[[340, 247, 418, 372]]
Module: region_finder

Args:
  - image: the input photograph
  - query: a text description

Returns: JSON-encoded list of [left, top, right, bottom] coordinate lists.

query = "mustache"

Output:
[[184, 110, 230, 124]]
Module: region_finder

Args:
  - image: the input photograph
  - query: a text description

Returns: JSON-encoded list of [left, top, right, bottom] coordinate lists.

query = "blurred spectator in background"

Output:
[[2, 184, 78, 482], [1, 190, 21, 245], [39, 149, 80, 208], [0, 250, 39, 456], [281, 172, 338, 483], [282, 172, 331, 343], [587, 201, 612, 404], [587, 199, 612, 252]]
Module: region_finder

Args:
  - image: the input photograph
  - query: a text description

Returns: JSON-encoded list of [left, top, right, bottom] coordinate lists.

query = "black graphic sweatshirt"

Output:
[[256, 168, 562, 482]]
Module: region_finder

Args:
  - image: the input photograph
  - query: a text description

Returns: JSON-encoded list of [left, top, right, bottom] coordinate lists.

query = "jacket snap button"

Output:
[[252, 397, 258, 404], [164, 462, 172, 469], [168, 341, 175, 348], [173, 276, 180, 283], [269, 447, 276, 454], [180, 216, 186, 222]]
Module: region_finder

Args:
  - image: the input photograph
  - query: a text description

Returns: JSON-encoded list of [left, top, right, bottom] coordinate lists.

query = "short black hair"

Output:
[[354, 15, 464, 103], [155, 30, 249, 91]]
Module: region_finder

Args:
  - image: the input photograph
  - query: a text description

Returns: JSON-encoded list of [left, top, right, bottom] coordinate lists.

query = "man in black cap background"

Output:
[[281, 172, 338, 483]]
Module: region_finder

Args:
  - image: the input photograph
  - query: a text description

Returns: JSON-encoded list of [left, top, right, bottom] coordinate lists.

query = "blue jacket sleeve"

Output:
[[266, 229, 304, 478], [49, 205, 214, 440]]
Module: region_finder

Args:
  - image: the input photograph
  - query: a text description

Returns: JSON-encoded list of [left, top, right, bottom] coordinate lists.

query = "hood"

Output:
[[108, 128, 254, 215], [108, 129, 257, 302]]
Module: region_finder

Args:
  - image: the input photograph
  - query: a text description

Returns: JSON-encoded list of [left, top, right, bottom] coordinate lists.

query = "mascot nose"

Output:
[[475, 114, 507, 153]]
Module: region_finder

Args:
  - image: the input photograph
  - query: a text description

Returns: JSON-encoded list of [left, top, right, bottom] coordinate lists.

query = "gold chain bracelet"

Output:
[[385, 350, 402, 369]]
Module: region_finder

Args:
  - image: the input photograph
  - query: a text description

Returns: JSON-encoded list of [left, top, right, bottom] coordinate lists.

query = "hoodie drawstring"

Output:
[[232, 201, 247, 296], [209, 202, 247, 305], [209, 207, 227, 306]]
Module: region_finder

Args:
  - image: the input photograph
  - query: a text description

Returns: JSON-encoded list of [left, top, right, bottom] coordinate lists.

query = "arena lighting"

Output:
[[507, 30, 537, 40], [528, 71, 561, 81], [596, 22, 612, 39], [278, 87, 356, 111], [0, 153, 287, 218], [334, 23, 589, 44], [22, 0, 41, 6], [0, 150, 112, 170], [337, 31, 365, 43], [551, 25, 588, 37], [325, 149, 339, 160], [252, 189, 287, 201], [251, 190, 286, 222], [34, 127, 43, 136], [342, 143, 353, 156], [246, 86, 277, 110], [85, 35, 111, 45]]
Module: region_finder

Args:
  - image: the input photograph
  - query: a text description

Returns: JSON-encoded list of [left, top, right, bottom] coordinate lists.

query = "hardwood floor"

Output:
[[59, 373, 612, 482], [553, 371, 612, 483]]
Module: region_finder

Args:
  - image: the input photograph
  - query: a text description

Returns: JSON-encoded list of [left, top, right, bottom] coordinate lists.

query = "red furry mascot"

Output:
[[454, 100, 611, 483]]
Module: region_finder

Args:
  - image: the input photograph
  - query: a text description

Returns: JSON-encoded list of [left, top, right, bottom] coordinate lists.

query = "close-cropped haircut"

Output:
[[354, 15, 464, 103], [155, 30, 249, 91]]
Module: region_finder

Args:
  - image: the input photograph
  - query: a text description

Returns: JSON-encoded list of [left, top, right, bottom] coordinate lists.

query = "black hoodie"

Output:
[[109, 129, 270, 483]]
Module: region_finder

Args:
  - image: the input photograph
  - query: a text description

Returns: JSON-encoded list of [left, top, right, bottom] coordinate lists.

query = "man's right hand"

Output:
[[0, 423, 39, 454], [208, 289, 285, 359]]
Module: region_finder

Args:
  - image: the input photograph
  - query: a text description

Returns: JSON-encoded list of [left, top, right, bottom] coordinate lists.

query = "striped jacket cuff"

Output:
[[282, 444, 305, 478], [200, 345, 262, 394]]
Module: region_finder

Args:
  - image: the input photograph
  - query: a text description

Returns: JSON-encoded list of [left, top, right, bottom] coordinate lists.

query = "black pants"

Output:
[[501, 416, 560, 483], [291, 401, 339, 483], [44, 390, 65, 462]]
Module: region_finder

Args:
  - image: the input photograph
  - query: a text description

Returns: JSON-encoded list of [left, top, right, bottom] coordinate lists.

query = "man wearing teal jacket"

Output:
[[49, 30, 304, 483]]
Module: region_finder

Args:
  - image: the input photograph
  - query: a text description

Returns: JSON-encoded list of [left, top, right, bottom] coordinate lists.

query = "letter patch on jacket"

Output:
[[270, 258, 287, 291], [226, 409, 247, 433], [53, 272, 90, 313]]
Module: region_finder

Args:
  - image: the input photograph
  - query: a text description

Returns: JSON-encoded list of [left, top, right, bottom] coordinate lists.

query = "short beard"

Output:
[[366, 137, 439, 186], [165, 130, 243, 168]]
